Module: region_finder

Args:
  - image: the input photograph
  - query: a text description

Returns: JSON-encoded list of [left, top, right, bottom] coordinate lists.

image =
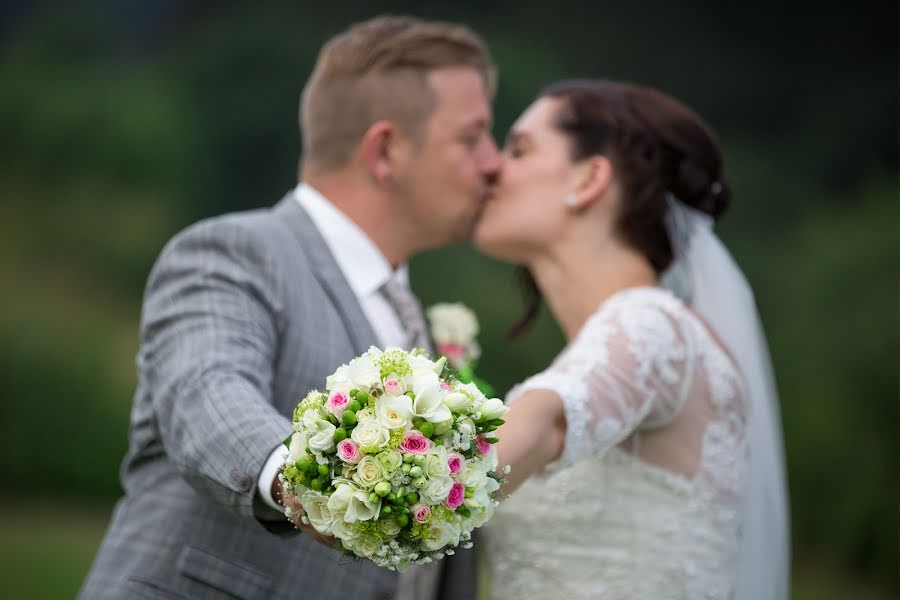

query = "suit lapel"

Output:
[[272, 194, 379, 356]]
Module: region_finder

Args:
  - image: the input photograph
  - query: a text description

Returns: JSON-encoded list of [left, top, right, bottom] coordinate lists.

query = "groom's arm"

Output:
[[140, 217, 293, 523]]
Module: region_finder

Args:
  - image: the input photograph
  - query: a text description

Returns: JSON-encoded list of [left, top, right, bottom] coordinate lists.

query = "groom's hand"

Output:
[[272, 473, 337, 548]]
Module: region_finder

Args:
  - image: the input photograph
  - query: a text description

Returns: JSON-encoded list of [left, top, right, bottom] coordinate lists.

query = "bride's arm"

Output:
[[490, 292, 691, 496], [493, 389, 566, 494]]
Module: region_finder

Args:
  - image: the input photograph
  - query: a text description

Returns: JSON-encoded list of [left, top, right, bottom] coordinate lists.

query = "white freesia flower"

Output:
[[308, 421, 336, 454], [458, 383, 487, 405], [351, 420, 391, 449], [442, 392, 473, 412], [327, 483, 356, 517], [376, 395, 413, 430], [408, 354, 443, 377], [287, 431, 309, 463], [411, 383, 451, 424], [479, 398, 507, 421], [300, 490, 333, 534], [419, 475, 454, 505], [345, 488, 380, 522]]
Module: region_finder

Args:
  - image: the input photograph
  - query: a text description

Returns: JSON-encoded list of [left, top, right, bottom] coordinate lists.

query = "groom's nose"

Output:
[[478, 136, 502, 181]]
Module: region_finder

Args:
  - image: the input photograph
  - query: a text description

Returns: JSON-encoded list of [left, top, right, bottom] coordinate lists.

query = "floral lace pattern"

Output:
[[486, 287, 746, 599]]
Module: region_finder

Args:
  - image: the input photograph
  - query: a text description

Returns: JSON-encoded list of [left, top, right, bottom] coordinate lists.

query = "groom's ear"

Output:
[[571, 156, 614, 209], [361, 121, 410, 184]]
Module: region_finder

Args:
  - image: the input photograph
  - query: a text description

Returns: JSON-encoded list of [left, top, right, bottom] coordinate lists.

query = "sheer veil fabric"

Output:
[[660, 196, 790, 600]]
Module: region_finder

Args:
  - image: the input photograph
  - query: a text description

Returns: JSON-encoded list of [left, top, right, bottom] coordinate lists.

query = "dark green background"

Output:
[[1, 1, 896, 598]]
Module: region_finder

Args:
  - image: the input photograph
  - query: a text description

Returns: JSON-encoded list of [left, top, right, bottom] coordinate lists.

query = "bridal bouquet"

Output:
[[281, 346, 508, 570]]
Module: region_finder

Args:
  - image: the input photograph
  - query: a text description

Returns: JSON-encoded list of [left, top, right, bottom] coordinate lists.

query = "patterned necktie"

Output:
[[380, 276, 432, 352]]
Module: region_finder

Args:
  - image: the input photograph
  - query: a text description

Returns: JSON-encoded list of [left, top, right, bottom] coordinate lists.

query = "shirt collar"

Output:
[[294, 183, 407, 297]]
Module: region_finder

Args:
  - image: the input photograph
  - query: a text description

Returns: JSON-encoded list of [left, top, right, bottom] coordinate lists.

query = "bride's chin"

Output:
[[473, 228, 523, 264]]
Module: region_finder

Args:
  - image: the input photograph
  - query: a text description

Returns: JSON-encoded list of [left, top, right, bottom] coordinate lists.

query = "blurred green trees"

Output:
[[0, 1, 895, 595]]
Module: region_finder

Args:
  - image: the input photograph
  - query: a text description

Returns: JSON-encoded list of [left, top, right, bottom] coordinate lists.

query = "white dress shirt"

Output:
[[257, 183, 411, 511]]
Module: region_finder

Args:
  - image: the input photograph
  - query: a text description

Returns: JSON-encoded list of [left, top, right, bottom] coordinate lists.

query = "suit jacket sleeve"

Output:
[[138, 217, 292, 521]]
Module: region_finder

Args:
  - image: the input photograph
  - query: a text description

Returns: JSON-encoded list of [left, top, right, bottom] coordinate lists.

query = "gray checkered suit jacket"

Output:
[[78, 196, 407, 600]]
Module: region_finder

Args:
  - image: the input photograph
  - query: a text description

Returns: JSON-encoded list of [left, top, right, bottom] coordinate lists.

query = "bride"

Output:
[[473, 79, 790, 599]]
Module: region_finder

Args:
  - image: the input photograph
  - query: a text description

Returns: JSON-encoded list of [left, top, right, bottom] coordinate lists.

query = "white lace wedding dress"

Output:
[[485, 287, 748, 599]]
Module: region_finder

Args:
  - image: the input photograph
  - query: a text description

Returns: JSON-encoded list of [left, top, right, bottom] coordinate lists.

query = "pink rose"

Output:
[[411, 503, 431, 523], [440, 382, 453, 392], [447, 452, 463, 475], [476, 436, 491, 456], [399, 431, 434, 454], [445, 482, 465, 510], [337, 439, 361, 464], [327, 390, 351, 418], [383, 378, 402, 396]]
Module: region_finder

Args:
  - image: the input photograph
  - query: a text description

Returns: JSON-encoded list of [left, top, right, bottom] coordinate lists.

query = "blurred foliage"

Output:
[[0, 0, 896, 596]]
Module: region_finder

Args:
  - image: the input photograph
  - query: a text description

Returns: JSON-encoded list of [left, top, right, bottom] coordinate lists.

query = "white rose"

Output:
[[411, 383, 451, 424], [375, 395, 413, 430], [351, 420, 390, 449], [356, 406, 376, 423], [308, 421, 336, 454], [423, 446, 450, 479], [348, 355, 380, 389], [458, 461, 488, 489], [330, 516, 360, 542], [326, 365, 352, 390], [442, 392, 473, 412], [422, 517, 461, 551], [479, 398, 507, 421], [344, 488, 379, 522], [427, 303, 479, 348], [301, 409, 323, 433], [348, 534, 381, 558], [352, 455, 385, 489], [300, 490, 333, 534], [379, 518, 401, 537], [419, 475, 454, 506], [408, 354, 443, 377], [287, 431, 309, 463]]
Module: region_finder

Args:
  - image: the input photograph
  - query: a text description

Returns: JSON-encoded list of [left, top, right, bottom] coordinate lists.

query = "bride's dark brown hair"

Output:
[[509, 80, 732, 339]]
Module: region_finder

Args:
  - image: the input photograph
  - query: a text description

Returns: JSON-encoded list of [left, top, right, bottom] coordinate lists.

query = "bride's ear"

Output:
[[567, 156, 614, 210]]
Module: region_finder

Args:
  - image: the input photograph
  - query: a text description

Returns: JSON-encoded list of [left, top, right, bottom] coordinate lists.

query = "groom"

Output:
[[78, 15, 500, 600]]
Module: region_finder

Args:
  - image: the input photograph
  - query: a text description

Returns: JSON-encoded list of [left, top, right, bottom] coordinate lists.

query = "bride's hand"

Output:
[[274, 475, 338, 548]]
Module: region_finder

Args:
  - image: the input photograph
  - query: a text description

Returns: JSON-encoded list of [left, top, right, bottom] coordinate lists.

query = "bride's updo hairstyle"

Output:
[[510, 79, 731, 338]]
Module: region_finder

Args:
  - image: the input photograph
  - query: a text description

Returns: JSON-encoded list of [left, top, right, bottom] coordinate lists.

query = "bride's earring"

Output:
[[564, 193, 578, 208]]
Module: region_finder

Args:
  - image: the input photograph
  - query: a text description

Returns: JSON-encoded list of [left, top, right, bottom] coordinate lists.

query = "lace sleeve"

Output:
[[509, 290, 694, 470]]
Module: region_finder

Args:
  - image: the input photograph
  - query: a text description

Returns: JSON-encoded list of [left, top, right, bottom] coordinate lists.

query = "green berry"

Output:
[[369, 492, 380, 504], [317, 464, 330, 477], [381, 505, 393, 515], [375, 481, 392, 497], [419, 422, 435, 438], [295, 458, 311, 472], [341, 411, 357, 426], [405, 492, 419, 505], [348, 400, 362, 413], [396, 514, 409, 527], [310, 478, 324, 491], [349, 389, 359, 398]]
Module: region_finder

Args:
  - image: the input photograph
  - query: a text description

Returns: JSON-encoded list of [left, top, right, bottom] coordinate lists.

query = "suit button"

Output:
[[230, 470, 252, 492]]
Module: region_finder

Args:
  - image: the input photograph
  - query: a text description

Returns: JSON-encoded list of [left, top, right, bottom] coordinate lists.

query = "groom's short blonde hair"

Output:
[[299, 15, 496, 175]]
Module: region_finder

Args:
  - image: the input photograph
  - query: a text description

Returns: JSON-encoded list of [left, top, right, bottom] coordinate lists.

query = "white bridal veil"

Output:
[[661, 195, 790, 600]]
